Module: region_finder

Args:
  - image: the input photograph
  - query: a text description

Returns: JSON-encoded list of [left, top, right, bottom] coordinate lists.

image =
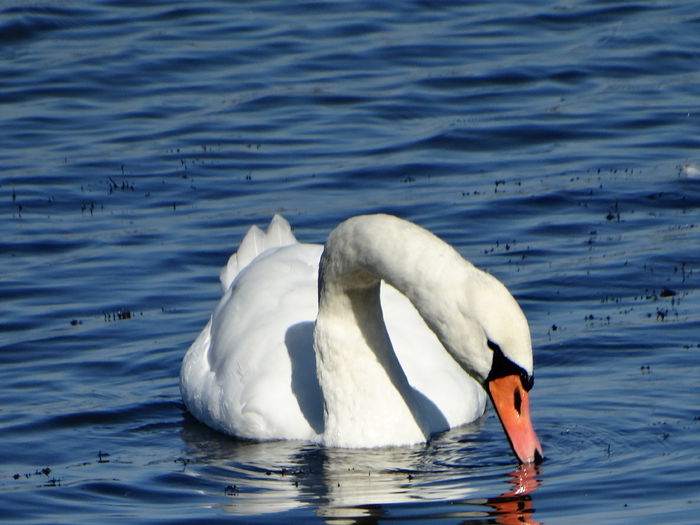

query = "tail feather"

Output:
[[219, 215, 297, 290], [264, 213, 296, 250]]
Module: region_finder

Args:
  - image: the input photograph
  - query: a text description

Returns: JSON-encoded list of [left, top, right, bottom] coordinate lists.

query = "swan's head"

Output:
[[447, 268, 543, 464]]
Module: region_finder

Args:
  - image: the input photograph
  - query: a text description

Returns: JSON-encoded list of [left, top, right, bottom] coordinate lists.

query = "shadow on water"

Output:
[[179, 415, 543, 523]]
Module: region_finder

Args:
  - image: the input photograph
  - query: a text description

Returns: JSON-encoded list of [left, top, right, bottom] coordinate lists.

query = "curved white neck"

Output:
[[313, 215, 488, 447]]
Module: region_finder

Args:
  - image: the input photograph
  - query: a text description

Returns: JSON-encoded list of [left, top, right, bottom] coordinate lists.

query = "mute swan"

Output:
[[180, 214, 542, 464]]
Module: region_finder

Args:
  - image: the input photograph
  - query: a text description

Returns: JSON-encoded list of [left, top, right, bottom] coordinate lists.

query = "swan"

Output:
[[180, 214, 542, 464]]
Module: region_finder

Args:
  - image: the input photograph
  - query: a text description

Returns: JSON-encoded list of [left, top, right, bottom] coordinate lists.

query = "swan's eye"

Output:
[[514, 387, 522, 415], [486, 339, 534, 392]]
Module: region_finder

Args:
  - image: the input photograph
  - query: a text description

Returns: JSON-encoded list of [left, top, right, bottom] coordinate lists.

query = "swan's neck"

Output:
[[313, 215, 482, 447], [314, 279, 430, 447]]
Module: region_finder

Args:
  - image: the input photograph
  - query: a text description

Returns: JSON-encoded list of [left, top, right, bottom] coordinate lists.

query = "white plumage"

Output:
[[181, 214, 536, 451]]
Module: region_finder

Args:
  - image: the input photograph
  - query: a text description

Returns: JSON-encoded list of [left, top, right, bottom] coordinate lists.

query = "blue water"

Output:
[[2, 1, 699, 523]]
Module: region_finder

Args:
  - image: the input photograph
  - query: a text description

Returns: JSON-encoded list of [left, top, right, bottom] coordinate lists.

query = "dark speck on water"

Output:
[[1, 1, 699, 524]]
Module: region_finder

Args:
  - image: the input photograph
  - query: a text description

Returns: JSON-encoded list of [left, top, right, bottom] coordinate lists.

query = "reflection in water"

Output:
[[479, 464, 541, 525], [180, 417, 542, 522]]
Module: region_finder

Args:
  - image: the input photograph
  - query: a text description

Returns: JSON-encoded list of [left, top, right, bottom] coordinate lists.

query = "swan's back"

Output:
[[181, 215, 324, 441]]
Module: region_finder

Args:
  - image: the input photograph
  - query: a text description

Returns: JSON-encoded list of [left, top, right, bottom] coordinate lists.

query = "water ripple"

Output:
[[2, 1, 700, 523]]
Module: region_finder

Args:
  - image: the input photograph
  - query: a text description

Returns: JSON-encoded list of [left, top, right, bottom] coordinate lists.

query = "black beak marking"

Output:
[[513, 387, 522, 415]]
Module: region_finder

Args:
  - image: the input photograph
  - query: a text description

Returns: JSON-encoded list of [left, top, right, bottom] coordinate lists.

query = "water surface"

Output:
[[2, 1, 699, 523]]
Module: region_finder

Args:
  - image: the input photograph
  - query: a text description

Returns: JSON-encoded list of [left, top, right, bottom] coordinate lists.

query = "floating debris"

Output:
[[44, 477, 61, 487], [107, 176, 135, 194], [606, 200, 620, 222], [104, 309, 133, 322], [11, 466, 56, 485]]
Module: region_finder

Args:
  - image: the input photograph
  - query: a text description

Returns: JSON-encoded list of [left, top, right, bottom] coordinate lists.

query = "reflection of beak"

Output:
[[487, 374, 543, 465], [485, 463, 541, 525]]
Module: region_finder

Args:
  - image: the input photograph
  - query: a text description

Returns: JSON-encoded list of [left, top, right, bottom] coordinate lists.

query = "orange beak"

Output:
[[488, 374, 543, 465]]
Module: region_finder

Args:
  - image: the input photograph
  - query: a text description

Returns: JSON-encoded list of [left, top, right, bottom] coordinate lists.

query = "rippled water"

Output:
[[2, 1, 699, 523]]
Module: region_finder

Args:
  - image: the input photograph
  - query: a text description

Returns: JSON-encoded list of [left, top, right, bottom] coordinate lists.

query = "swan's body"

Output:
[[181, 215, 542, 463]]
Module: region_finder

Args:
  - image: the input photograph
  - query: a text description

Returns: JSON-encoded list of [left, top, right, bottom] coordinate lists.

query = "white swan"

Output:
[[180, 214, 542, 464]]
